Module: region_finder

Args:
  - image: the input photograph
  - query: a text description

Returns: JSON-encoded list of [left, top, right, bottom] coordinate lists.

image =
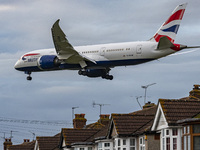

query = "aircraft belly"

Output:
[[96, 58, 154, 67]]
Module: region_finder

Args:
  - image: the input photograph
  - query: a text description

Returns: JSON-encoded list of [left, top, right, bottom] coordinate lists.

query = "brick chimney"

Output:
[[189, 85, 200, 99], [98, 114, 110, 125], [143, 101, 156, 109], [4, 139, 12, 150], [73, 114, 87, 129]]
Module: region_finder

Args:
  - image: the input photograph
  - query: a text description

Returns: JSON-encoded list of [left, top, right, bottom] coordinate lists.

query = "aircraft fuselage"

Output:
[[14, 41, 174, 72]]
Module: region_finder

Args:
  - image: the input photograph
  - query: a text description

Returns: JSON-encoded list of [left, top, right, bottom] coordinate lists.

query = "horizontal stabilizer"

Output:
[[157, 36, 174, 50], [185, 46, 200, 49]]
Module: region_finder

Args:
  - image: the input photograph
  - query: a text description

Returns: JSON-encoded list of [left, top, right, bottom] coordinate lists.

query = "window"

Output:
[[193, 136, 200, 150], [166, 137, 170, 150], [173, 128, 178, 136], [161, 128, 179, 150], [183, 126, 191, 150], [130, 138, 136, 150], [187, 136, 190, 150], [123, 139, 126, 145], [184, 127, 186, 134], [88, 147, 92, 150], [154, 133, 160, 140], [166, 129, 169, 135], [139, 136, 145, 150], [173, 138, 177, 150], [80, 148, 84, 150], [98, 142, 112, 150], [193, 125, 200, 133], [98, 143, 102, 150], [104, 143, 110, 147], [118, 139, 121, 146], [187, 126, 190, 134]]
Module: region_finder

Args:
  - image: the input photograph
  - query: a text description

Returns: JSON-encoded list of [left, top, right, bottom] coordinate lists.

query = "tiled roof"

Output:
[[112, 106, 157, 136], [159, 97, 200, 125], [8, 140, 35, 150], [85, 122, 106, 129], [36, 134, 60, 150], [62, 128, 101, 146]]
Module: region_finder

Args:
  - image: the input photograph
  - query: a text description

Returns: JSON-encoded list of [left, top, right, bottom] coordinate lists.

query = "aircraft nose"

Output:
[[14, 60, 21, 70]]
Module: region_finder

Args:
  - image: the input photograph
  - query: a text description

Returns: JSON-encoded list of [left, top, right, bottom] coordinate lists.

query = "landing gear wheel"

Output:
[[27, 76, 32, 81], [106, 75, 113, 80]]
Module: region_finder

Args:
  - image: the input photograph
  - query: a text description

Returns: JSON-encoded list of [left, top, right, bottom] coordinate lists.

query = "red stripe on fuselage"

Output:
[[23, 53, 40, 57], [164, 9, 185, 25]]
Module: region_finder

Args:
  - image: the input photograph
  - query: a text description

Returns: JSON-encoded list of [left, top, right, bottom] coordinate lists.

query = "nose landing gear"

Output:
[[25, 71, 32, 81]]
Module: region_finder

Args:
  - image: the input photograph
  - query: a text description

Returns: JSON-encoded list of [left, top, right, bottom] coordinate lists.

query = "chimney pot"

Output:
[[24, 139, 30, 143], [98, 114, 110, 125], [4, 138, 12, 150], [189, 84, 200, 99]]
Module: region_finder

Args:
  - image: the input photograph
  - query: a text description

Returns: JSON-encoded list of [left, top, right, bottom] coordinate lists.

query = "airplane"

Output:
[[14, 3, 200, 80]]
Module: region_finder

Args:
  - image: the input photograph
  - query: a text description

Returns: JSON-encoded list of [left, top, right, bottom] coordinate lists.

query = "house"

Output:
[[60, 114, 110, 150], [107, 103, 158, 150], [177, 117, 200, 150], [6, 139, 35, 150], [59, 104, 160, 150], [151, 85, 200, 150], [5, 84, 200, 150], [34, 133, 60, 150]]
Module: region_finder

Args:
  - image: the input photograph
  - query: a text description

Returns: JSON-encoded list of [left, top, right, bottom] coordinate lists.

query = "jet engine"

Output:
[[37, 55, 60, 70], [78, 69, 113, 80]]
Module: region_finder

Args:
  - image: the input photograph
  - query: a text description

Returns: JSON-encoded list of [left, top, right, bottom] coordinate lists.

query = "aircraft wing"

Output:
[[51, 19, 96, 68]]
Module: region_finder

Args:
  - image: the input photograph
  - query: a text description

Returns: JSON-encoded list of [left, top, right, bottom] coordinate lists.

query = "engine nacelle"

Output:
[[79, 69, 106, 78], [37, 55, 60, 70]]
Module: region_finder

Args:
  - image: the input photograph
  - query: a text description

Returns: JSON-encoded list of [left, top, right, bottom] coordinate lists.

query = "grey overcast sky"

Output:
[[0, 0, 200, 146]]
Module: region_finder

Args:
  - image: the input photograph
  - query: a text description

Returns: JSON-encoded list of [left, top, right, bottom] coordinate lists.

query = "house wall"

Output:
[[111, 124, 117, 137], [113, 137, 137, 150], [145, 134, 160, 150]]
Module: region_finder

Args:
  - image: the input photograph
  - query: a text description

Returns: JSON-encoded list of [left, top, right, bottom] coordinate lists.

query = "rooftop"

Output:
[[111, 105, 157, 136], [159, 97, 200, 125]]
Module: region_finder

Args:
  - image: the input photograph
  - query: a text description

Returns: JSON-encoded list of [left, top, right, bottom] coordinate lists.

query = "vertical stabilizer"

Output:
[[150, 3, 187, 42]]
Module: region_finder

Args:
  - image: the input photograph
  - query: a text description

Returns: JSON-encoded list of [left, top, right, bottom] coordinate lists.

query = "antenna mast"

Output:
[[141, 83, 156, 104], [72, 106, 79, 120], [92, 101, 110, 116]]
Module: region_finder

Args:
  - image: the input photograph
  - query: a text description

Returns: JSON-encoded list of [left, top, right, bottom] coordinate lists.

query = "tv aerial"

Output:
[[92, 101, 110, 116], [141, 83, 156, 104]]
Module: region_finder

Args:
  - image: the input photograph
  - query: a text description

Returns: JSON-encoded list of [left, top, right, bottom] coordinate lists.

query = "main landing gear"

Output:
[[78, 68, 114, 80], [25, 71, 32, 81], [102, 74, 113, 80]]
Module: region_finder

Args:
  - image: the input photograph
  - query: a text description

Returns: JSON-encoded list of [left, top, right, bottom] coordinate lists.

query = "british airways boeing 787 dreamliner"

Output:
[[14, 3, 199, 80]]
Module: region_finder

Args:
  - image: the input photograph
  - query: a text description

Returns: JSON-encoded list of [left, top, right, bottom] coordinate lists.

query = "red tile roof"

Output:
[[36, 135, 60, 150], [159, 97, 200, 125], [112, 106, 157, 136], [8, 140, 35, 150], [61, 128, 101, 146]]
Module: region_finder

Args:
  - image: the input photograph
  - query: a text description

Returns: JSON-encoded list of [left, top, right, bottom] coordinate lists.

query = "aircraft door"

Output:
[[100, 47, 106, 56], [136, 45, 142, 57]]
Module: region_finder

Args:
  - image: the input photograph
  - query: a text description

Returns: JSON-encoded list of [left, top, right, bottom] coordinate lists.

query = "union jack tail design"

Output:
[[150, 3, 187, 43]]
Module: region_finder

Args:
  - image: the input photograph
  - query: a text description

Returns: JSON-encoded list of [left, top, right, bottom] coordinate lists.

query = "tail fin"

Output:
[[150, 3, 187, 42]]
